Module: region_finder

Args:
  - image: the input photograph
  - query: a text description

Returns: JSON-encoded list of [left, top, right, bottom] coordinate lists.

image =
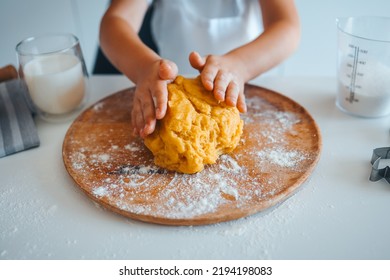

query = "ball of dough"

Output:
[[144, 76, 243, 174]]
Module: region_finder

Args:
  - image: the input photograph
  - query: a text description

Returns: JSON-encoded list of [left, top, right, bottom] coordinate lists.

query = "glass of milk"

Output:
[[16, 33, 89, 122], [336, 17, 390, 118]]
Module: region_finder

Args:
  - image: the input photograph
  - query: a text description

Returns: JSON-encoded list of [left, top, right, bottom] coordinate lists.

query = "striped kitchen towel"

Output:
[[0, 79, 39, 158]]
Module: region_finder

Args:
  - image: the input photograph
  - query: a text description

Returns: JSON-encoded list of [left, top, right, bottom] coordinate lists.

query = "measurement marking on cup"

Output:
[[347, 45, 359, 103]]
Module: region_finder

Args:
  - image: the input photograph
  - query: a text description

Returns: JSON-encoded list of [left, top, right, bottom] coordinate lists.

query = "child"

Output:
[[99, 0, 300, 138]]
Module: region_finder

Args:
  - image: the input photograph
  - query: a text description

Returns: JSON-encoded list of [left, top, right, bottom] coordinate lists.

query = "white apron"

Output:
[[151, 0, 263, 76]]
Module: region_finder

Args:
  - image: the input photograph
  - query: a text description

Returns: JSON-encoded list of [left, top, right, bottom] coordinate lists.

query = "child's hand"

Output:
[[132, 59, 178, 138], [189, 51, 247, 113]]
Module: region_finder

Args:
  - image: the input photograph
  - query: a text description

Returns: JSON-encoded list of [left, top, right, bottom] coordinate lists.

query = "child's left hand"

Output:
[[189, 51, 247, 113]]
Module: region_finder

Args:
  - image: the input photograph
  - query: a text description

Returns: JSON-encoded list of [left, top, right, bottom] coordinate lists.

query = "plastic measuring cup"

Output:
[[336, 16, 390, 118]]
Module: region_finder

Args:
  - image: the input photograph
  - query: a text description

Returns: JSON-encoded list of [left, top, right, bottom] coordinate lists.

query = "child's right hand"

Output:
[[189, 51, 247, 114], [131, 59, 178, 138]]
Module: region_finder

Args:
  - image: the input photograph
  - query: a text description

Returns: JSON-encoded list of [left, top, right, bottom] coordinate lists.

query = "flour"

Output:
[[71, 152, 86, 170], [84, 155, 254, 219], [93, 102, 104, 111], [98, 154, 110, 163], [258, 148, 306, 168], [219, 154, 242, 173], [125, 144, 140, 152], [92, 186, 110, 197], [72, 162, 84, 170]]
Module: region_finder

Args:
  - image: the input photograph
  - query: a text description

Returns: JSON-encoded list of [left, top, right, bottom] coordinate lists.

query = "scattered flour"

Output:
[[219, 154, 242, 172], [258, 147, 307, 168], [93, 186, 110, 198], [98, 154, 110, 163], [125, 144, 140, 152], [93, 102, 104, 111], [71, 152, 86, 170]]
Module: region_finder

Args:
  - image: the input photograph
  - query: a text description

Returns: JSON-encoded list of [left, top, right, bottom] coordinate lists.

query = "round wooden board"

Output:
[[62, 84, 322, 226]]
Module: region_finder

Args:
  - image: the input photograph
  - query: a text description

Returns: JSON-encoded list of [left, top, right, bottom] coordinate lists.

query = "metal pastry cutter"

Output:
[[370, 147, 390, 183]]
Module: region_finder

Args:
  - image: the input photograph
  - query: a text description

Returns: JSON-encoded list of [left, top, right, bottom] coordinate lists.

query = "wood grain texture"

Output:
[[62, 84, 322, 226]]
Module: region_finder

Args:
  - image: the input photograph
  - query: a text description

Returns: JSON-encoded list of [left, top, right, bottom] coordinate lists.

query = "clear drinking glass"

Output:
[[336, 16, 390, 118], [16, 33, 89, 122]]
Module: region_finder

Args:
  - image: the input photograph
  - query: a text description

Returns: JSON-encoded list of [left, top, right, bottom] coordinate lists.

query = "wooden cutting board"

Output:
[[62, 84, 322, 226]]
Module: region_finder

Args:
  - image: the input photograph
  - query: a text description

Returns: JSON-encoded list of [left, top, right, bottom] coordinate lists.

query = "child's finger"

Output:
[[141, 119, 156, 138], [213, 71, 231, 102], [132, 98, 144, 136], [225, 80, 240, 107], [237, 91, 247, 113], [153, 81, 168, 119], [159, 60, 178, 81], [200, 65, 218, 91], [189, 51, 205, 71], [139, 90, 157, 137]]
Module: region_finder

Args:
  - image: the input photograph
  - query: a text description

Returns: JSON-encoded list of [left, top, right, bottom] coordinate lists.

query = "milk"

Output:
[[24, 54, 85, 115], [337, 57, 390, 118]]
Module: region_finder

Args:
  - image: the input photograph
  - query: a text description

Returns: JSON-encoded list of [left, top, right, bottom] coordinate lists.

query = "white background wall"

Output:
[[0, 0, 109, 74], [1, 0, 390, 76], [289, 0, 390, 76]]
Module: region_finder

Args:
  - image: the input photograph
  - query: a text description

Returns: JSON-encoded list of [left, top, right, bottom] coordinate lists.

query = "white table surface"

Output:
[[1, 75, 390, 260]]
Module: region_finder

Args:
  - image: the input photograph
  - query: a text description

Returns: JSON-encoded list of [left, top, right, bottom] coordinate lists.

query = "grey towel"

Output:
[[0, 79, 39, 158]]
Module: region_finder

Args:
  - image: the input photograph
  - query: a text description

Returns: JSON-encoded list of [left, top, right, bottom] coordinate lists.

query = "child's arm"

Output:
[[100, 0, 177, 138], [190, 0, 300, 113]]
